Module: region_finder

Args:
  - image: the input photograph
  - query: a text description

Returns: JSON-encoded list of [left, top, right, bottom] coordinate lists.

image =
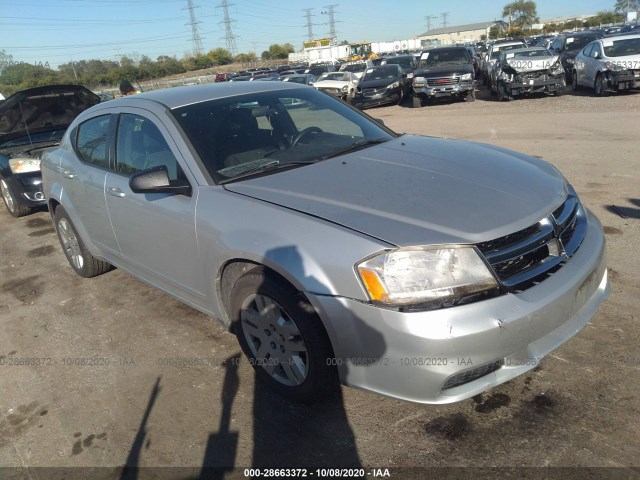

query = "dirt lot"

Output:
[[1, 85, 639, 479]]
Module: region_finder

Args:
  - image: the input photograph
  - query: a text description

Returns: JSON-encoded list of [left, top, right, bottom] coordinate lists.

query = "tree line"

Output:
[[0, 43, 294, 96]]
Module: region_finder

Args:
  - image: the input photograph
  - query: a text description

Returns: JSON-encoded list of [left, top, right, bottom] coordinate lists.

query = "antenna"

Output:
[[441, 12, 449, 28], [303, 8, 314, 42], [184, 0, 204, 55], [216, 0, 238, 57], [321, 4, 339, 42]]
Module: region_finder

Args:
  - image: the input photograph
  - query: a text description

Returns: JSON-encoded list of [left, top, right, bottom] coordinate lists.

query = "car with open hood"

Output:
[[490, 47, 566, 100], [411, 47, 476, 107], [573, 34, 640, 95], [41, 82, 609, 404], [313, 71, 360, 101], [0, 84, 100, 217]]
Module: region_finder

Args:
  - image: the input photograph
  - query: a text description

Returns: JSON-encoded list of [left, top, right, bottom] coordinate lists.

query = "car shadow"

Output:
[[606, 199, 640, 220]]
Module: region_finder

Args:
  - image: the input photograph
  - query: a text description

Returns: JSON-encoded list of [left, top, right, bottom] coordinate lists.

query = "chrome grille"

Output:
[[477, 193, 587, 292], [361, 87, 386, 96], [425, 76, 459, 87]]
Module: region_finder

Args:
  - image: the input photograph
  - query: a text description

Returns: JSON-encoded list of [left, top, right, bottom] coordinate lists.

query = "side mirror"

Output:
[[129, 166, 192, 197], [593, 52, 600, 59]]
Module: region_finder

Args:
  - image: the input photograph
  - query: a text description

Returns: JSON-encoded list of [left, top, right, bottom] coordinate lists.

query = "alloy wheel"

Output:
[[240, 293, 309, 386], [57, 217, 84, 270]]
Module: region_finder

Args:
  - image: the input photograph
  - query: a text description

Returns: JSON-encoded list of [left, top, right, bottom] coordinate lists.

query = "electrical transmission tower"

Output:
[[184, 0, 204, 55], [302, 8, 314, 42], [441, 12, 449, 28], [322, 4, 339, 43], [217, 0, 238, 57], [424, 14, 438, 32]]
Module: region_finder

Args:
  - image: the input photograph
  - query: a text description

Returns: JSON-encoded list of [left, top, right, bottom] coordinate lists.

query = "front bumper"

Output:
[[607, 70, 640, 89], [351, 89, 401, 108], [413, 81, 474, 99], [308, 210, 609, 404], [505, 76, 565, 95], [4, 172, 46, 206]]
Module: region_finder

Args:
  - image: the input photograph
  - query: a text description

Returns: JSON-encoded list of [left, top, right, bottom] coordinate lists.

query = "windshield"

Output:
[[171, 88, 394, 184], [384, 56, 413, 68], [603, 37, 640, 57], [565, 35, 599, 51], [510, 49, 552, 58], [319, 72, 351, 81], [490, 44, 525, 59], [340, 63, 367, 73], [420, 49, 468, 67], [361, 66, 400, 80]]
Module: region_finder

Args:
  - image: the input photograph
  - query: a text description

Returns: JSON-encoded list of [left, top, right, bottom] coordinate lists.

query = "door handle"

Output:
[[107, 186, 125, 198]]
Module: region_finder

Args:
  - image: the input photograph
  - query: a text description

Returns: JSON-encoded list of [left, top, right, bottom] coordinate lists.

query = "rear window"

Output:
[[565, 35, 599, 51]]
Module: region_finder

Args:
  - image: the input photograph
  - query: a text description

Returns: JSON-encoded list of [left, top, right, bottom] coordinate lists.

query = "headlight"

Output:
[[341, 84, 349, 92], [565, 58, 575, 64], [9, 158, 41, 174], [605, 61, 625, 72], [387, 81, 401, 89], [460, 73, 472, 81], [356, 246, 498, 307], [549, 60, 565, 76], [413, 76, 425, 86]]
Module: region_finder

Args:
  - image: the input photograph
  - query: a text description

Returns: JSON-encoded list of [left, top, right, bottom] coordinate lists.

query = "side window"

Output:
[[115, 114, 183, 181], [550, 39, 562, 52], [582, 44, 594, 57], [75, 115, 110, 168]]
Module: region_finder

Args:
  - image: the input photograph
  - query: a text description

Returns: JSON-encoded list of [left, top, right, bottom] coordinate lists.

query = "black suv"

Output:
[[549, 31, 604, 83], [411, 47, 476, 107]]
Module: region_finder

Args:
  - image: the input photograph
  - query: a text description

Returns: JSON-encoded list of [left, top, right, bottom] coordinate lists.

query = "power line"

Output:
[[441, 12, 449, 28], [217, 0, 238, 56], [184, 0, 204, 56], [424, 14, 438, 32], [302, 8, 314, 42], [321, 4, 339, 42]]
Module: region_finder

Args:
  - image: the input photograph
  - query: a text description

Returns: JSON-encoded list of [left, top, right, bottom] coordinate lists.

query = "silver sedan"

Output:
[[573, 34, 640, 95], [41, 82, 609, 404]]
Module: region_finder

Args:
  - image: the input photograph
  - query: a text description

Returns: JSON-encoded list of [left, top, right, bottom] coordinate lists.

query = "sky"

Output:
[[2, 0, 615, 69]]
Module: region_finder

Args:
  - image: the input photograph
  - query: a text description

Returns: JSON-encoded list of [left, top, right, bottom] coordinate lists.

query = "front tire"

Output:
[[572, 70, 581, 91], [1, 177, 31, 217], [231, 269, 338, 403], [594, 73, 605, 97], [54, 206, 112, 278]]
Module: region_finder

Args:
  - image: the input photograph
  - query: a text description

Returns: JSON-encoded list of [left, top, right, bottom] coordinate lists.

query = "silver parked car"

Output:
[[41, 82, 609, 404], [572, 34, 640, 95]]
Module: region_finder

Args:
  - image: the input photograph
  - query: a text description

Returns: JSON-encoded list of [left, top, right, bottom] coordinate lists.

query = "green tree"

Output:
[[261, 50, 271, 60], [267, 43, 293, 59], [208, 48, 233, 65], [502, 1, 539, 28], [614, 0, 640, 15]]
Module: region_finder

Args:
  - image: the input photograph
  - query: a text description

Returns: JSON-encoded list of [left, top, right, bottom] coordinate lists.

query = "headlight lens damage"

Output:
[[356, 246, 499, 308], [9, 158, 41, 174]]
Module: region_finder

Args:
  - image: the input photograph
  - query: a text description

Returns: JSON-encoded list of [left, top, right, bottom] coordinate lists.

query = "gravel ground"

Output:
[[0, 85, 639, 479]]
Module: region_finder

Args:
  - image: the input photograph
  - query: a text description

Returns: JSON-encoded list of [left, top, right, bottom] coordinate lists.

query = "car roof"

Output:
[[97, 82, 307, 110], [602, 33, 640, 41]]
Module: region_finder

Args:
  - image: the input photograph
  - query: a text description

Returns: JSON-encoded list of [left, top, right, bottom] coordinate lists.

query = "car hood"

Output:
[[414, 64, 474, 77], [224, 135, 568, 247], [0, 84, 100, 145], [358, 77, 402, 89], [314, 80, 353, 89], [506, 55, 560, 72]]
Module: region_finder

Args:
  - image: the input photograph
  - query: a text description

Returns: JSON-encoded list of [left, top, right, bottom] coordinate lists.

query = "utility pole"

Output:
[[441, 12, 449, 28], [216, 0, 238, 57], [322, 4, 339, 43], [302, 8, 314, 42], [425, 14, 438, 32], [184, 0, 204, 56]]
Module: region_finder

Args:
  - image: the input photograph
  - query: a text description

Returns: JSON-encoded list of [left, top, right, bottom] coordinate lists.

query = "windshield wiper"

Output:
[[218, 160, 318, 184], [321, 138, 389, 160]]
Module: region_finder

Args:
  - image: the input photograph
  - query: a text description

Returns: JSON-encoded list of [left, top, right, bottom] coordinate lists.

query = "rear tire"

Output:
[[1, 177, 31, 218], [54, 206, 112, 278], [231, 268, 338, 403]]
